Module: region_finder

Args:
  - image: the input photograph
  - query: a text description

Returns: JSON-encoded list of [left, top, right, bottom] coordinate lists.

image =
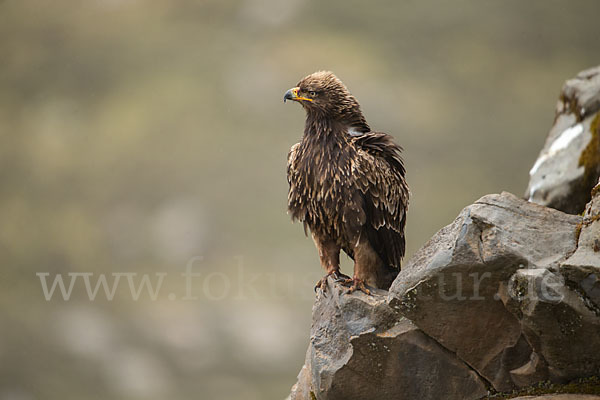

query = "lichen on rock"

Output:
[[526, 66, 600, 214]]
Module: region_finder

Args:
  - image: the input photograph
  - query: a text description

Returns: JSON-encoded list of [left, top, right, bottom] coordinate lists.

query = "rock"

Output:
[[503, 267, 600, 382], [290, 279, 488, 400], [389, 192, 582, 391], [526, 66, 600, 214], [289, 191, 600, 400], [514, 178, 600, 381], [561, 178, 600, 309], [509, 351, 548, 388], [291, 191, 600, 399], [562, 67, 600, 120]]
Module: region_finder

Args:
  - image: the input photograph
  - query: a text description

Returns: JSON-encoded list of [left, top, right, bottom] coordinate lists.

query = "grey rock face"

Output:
[[561, 179, 600, 309], [526, 66, 600, 214], [388, 190, 600, 393], [388, 192, 582, 391], [503, 267, 600, 382], [290, 280, 488, 400]]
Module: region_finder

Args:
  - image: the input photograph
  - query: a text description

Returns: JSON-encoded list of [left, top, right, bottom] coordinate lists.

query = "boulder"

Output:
[[290, 280, 488, 400], [503, 267, 600, 382], [525, 66, 600, 214], [388, 190, 600, 393], [388, 192, 582, 391], [510, 179, 600, 382]]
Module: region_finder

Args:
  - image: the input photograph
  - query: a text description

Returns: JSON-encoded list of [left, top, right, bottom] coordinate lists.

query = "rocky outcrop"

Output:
[[388, 192, 584, 391], [388, 190, 600, 390], [504, 181, 600, 384], [289, 67, 600, 400], [526, 66, 600, 214], [289, 189, 600, 400], [289, 282, 488, 400]]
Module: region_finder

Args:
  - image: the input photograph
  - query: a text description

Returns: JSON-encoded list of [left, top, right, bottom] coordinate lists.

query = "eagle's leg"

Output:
[[313, 235, 349, 293], [342, 236, 381, 295]]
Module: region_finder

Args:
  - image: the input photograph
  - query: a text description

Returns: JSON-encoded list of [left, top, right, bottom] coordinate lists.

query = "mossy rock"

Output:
[[579, 113, 600, 206]]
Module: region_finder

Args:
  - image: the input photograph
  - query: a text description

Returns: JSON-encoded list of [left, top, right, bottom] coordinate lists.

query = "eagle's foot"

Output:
[[341, 277, 372, 295], [314, 270, 351, 295]]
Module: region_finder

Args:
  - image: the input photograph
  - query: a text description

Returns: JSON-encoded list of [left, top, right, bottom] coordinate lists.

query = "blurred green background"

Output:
[[1, 0, 599, 399]]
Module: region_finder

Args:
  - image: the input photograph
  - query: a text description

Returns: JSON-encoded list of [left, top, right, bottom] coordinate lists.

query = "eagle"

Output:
[[283, 71, 409, 295]]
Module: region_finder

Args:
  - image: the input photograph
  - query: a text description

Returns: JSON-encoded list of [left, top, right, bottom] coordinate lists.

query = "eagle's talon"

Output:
[[331, 271, 351, 282], [314, 270, 349, 295], [341, 278, 372, 295], [314, 277, 327, 295], [314, 275, 331, 295]]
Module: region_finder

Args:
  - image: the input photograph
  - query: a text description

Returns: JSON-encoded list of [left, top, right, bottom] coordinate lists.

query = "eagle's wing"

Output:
[[287, 142, 307, 227], [352, 132, 409, 269], [286, 142, 300, 186]]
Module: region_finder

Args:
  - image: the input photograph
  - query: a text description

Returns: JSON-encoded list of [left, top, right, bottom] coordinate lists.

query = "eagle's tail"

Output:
[[378, 264, 399, 290]]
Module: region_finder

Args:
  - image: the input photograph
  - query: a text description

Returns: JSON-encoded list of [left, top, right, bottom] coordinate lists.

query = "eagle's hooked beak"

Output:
[[283, 87, 313, 103]]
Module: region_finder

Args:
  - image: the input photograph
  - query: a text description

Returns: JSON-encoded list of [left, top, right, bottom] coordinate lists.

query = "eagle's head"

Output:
[[284, 71, 364, 122]]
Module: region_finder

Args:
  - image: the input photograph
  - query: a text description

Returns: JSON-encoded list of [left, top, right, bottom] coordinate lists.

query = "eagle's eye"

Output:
[[309, 91, 317, 97]]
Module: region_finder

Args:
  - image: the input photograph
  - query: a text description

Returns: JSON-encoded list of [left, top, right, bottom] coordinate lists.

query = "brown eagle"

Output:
[[284, 71, 409, 295]]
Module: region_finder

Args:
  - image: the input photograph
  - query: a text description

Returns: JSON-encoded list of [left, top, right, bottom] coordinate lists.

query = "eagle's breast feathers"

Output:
[[287, 130, 409, 269]]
